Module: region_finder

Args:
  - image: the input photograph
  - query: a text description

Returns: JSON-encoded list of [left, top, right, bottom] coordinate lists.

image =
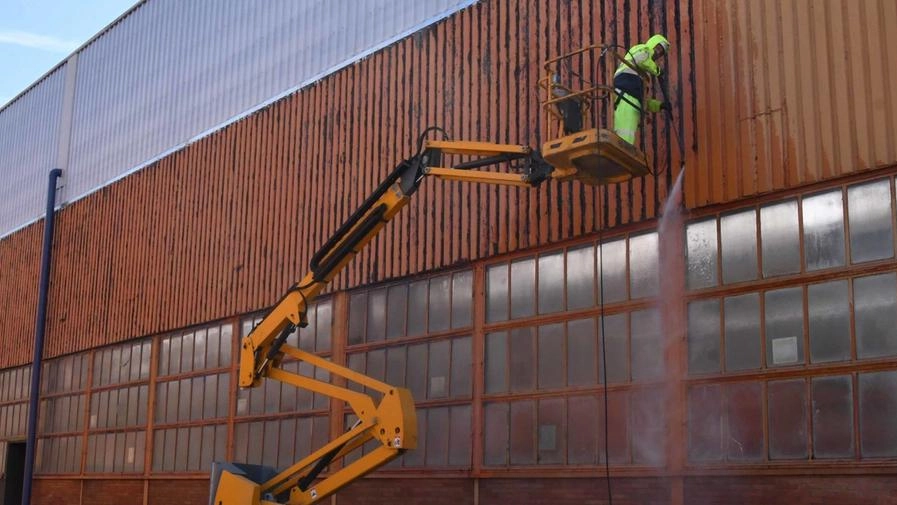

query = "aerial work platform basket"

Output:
[[539, 44, 651, 185]]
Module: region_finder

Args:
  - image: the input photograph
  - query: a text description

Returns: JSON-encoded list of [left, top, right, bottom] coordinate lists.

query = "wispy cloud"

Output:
[[0, 30, 78, 53]]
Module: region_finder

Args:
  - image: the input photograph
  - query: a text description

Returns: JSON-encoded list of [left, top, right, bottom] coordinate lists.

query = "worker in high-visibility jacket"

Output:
[[613, 34, 671, 145]]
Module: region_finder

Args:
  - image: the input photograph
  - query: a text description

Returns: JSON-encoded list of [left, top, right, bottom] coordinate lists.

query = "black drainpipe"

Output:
[[22, 168, 63, 505]]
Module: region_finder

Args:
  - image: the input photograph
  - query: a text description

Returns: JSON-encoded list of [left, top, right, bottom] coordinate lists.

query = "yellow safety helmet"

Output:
[[646, 34, 670, 52]]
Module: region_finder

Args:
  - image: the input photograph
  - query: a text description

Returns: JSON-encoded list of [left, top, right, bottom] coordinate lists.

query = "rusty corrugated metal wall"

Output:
[[5, 0, 895, 367], [687, 0, 897, 207], [0, 0, 691, 368]]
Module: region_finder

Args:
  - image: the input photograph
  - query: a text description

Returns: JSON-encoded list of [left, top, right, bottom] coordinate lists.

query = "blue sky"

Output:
[[0, 0, 137, 107]]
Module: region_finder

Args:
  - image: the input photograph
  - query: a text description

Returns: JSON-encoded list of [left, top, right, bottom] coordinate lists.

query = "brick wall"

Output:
[[32, 479, 80, 505], [28, 475, 897, 505], [83, 480, 143, 505], [479, 478, 670, 505], [148, 480, 209, 505], [684, 476, 897, 505], [336, 478, 473, 505]]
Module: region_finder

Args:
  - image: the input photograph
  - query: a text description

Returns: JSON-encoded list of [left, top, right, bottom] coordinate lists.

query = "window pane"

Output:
[[366, 349, 386, 393], [347, 292, 366, 345], [386, 284, 408, 339], [768, 379, 808, 459], [724, 293, 761, 371], [510, 259, 536, 319], [807, 280, 851, 363], [631, 308, 663, 381], [366, 288, 386, 342], [686, 219, 718, 289], [486, 264, 509, 323], [859, 371, 897, 457], [803, 190, 846, 270], [600, 313, 628, 383], [485, 332, 508, 394], [720, 209, 758, 284], [204, 374, 219, 419], [191, 377, 204, 420], [765, 287, 805, 366], [450, 337, 472, 398], [566, 245, 595, 310], [567, 318, 597, 386], [726, 382, 763, 461], [759, 200, 801, 277], [484, 403, 509, 466], [385, 346, 406, 389], [688, 299, 721, 374], [316, 302, 332, 352], [425, 407, 449, 466], [217, 374, 230, 418], [812, 375, 854, 458], [509, 400, 535, 465], [193, 330, 207, 371], [428, 340, 450, 399], [537, 323, 564, 390], [567, 395, 599, 464], [181, 333, 194, 374], [220, 325, 232, 367], [848, 179, 894, 263], [298, 307, 314, 351], [629, 232, 659, 299], [346, 353, 365, 394], [631, 388, 665, 465], [688, 384, 722, 462], [448, 405, 472, 467], [207, 327, 221, 370], [538, 251, 565, 314], [854, 272, 897, 359], [597, 239, 627, 303], [451, 271, 473, 328], [406, 344, 428, 401], [538, 398, 566, 465], [407, 280, 428, 336], [428, 275, 452, 332], [509, 327, 536, 392]]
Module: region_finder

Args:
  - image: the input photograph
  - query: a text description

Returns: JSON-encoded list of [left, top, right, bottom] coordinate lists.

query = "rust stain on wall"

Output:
[[11, 0, 894, 365], [687, 0, 897, 208]]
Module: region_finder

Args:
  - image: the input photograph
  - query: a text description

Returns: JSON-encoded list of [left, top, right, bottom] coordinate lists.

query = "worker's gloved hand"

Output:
[[660, 101, 673, 112]]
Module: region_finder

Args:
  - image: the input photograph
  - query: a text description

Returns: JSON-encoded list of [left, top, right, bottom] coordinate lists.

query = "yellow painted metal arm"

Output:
[[216, 135, 557, 505]]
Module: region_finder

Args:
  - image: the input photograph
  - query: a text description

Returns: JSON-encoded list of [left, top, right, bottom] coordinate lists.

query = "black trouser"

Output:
[[613, 73, 643, 108]]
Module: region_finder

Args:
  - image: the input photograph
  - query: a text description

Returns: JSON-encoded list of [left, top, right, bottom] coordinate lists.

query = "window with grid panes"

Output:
[[485, 312, 665, 396], [153, 322, 233, 473], [487, 235, 657, 323], [0, 366, 30, 441], [483, 385, 665, 467], [345, 271, 473, 469], [86, 338, 151, 474], [683, 177, 897, 467], [348, 271, 472, 344], [35, 353, 89, 474], [235, 301, 331, 419], [231, 300, 333, 470]]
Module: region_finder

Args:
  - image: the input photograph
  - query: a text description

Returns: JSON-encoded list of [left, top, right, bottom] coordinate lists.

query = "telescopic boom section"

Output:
[[213, 136, 555, 505]]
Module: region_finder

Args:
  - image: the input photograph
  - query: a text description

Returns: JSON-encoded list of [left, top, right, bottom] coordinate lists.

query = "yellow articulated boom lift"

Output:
[[210, 45, 654, 505]]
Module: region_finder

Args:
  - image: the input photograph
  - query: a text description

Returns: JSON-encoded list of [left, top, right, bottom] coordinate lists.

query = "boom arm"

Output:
[[212, 131, 555, 505]]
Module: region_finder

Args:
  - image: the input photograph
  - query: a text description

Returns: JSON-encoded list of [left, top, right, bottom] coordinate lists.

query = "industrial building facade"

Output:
[[1, 1, 896, 505]]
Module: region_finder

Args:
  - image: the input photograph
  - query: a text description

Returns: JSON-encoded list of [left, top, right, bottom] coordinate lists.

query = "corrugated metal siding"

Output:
[[687, 0, 897, 208], [0, 68, 65, 233], [1, 0, 689, 366], [0, 226, 41, 366], [0, 0, 476, 238]]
